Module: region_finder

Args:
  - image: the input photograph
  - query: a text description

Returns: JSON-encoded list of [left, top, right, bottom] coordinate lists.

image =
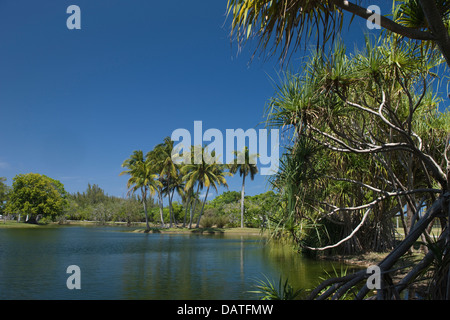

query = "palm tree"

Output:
[[119, 150, 161, 232], [164, 173, 184, 227], [182, 148, 230, 228], [147, 137, 178, 228], [229, 147, 258, 228]]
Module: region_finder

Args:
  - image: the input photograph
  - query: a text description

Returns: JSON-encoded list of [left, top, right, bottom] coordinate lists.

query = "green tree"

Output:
[[229, 147, 259, 228], [5, 173, 67, 223], [0, 177, 9, 216], [120, 150, 161, 231]]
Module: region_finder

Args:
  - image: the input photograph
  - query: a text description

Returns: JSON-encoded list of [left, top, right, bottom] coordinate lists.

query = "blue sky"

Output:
[[0, 1, 376, 199]]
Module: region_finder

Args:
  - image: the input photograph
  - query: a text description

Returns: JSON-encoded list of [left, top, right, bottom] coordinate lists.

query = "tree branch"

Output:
[[331, 0, 436, 41], [302, 188, 442, 251], [303, 208, 373, 251]]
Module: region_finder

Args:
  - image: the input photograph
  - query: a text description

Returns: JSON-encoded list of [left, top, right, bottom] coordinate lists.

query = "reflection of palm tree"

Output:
[[229, 147, 258, 228], [182, 148, 230, 228], [120, 150, 161, 232]]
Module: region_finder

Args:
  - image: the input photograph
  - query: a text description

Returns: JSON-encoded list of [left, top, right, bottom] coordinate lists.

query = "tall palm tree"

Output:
[[229, 147, 258, 228], [147, 137, 178, 228], [119, 150, 161, 232], [182, 148, 230, 228]]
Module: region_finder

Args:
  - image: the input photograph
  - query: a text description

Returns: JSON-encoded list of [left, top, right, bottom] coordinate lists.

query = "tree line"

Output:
[[0, 144, 273, 227]]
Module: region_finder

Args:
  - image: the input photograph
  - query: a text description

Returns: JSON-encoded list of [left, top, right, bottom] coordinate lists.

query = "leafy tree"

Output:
[[0, 177, 8, 215], [5, 173, 67, 223], [229, 147, 259, 228], [209, 191, 241, 208]]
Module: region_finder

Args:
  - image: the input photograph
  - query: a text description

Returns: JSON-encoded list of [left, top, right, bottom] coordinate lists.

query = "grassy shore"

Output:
[[0, 219, 265, 236], [0, 220, 42, 228], [131, 226, 265, 235]]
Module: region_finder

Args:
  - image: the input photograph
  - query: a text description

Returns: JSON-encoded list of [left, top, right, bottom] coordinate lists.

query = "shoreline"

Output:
[[0, 219, 265, 236]]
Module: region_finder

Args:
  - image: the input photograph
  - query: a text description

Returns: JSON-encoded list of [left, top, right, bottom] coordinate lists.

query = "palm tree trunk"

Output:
[[168, 190, 174, 228], [189, 184, 200, 229], [183, 192, 191, 228], [141, 187, 150, 232], [240, 174, 246, 228], [196, 186, 209, 228], [157, 189, 165, 228]]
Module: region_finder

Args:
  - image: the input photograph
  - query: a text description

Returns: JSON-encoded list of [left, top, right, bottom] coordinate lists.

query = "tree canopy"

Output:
[[5, 173, 67, 223], [0, 177, 9, 216]]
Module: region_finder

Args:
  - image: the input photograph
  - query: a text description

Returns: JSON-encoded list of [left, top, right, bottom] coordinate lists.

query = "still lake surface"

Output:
[[0, 226, 349, 300]]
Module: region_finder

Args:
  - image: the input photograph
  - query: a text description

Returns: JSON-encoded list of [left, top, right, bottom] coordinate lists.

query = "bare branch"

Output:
[[303, 208, 373, 251], [325, 175, 385, 194], [302, 189, 442, 251]]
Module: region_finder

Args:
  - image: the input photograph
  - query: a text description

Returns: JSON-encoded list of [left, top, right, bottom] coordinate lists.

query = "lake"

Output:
[[0, 226, 349, 300]]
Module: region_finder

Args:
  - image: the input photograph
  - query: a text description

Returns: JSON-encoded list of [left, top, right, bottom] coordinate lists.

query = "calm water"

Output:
[[0, 226, 348, 300]]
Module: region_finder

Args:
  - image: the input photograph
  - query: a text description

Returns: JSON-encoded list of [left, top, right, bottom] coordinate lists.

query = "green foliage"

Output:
[[202, 191, 279, 228], [263, 33, 448, 254], [209, 191, 241, 207], [6, 173, 67, 222], [0, 177, 9, 215], [250, 275, 303, 300], [66, 183, 151, 224]]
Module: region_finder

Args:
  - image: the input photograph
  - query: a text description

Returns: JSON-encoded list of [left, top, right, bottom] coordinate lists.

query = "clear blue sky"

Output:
[[0, 0, 375, 199]]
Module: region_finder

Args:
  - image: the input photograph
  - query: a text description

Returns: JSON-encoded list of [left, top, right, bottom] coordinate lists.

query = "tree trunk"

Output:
[[158, 189, 165, 228], [196, 186, 209, 228], [418, 0, 450, 68], [141, 188, 150, 232], [189, 184, 200, 229], [168, 190, 174, 228], [240, 174, 246, 228], [183, 193, 190, 228], [308, 195, 448, 300]]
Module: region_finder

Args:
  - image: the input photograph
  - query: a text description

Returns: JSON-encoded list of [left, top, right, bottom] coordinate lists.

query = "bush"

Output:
[[200, 214, 215, 228], [200, 212, 230, 228]]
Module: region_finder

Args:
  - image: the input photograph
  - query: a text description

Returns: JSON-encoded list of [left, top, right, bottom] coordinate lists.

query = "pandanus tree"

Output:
[[227, 0, 450, 67], [120, 150, 161, 232], [265, 35, 450, 298], [227, 0, 450, 300], [229, 147, 259, 228]]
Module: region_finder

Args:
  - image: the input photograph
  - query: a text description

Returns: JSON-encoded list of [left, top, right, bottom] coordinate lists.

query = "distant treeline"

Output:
[[65, 183, 277, 227]]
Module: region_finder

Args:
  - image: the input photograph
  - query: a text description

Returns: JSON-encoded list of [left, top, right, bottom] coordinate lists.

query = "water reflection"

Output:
[[0, 226, 350, 300]]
